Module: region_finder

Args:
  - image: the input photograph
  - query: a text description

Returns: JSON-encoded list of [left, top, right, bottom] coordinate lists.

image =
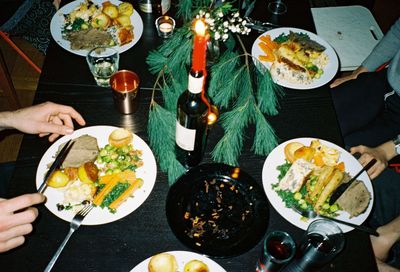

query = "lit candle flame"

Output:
[[194, 20, 206, 37]]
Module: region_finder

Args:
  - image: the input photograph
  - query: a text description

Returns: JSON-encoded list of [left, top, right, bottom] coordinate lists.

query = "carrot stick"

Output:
[[258, 55, 275, 62], [260, 35, 278, 50], [93, 175, 119, 205], [258, 42, 275, 62], [108, 178, 144, 210], [99, 170, 136, 184]]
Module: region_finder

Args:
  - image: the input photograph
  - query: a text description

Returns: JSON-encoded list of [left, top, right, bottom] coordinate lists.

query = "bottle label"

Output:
[[176, 121, 196, 151], [139, 2, 152, 13], [188, 74, 203, 94]]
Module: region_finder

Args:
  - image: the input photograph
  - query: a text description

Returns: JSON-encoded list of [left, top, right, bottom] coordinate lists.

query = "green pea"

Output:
[[99, 149, 108, 156]]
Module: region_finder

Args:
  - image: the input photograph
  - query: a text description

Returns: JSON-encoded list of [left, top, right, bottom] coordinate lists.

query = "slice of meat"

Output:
[[65, 28, 113, 50], [336, 180, 370, 218], [61, 135, 99, 168]]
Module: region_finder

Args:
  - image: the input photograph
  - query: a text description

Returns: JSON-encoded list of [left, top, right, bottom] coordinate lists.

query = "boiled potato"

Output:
[[116, 15, 131, 27], [48, 170, 69, 188], [184, 260, 209, 272], [103, 4, 119, 19], [118, 2, 134, 16], [78, 162, 99, 184], [91, 13, 111, 29]]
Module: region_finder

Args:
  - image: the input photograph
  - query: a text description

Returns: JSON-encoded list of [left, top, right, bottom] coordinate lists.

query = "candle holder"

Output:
[[155, 16, 176, 38]]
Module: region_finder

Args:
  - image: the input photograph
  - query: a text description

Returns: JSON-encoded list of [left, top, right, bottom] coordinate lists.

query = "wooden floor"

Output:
[[0, 37, 44, 163]]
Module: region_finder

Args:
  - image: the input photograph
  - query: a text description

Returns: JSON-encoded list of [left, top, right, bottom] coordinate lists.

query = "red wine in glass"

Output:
[[268, 237, 295, 260]]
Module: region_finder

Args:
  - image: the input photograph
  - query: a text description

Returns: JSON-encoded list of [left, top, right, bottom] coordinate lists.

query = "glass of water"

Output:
[[86, 47, 119, 87]]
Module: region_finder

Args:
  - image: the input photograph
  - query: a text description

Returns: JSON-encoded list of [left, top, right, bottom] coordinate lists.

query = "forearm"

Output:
[[377, 140, 397, 162], [0, 111, 14, 130]]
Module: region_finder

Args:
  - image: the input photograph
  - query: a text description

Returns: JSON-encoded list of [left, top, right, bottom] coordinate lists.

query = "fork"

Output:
[[44, 204, 94, 272]]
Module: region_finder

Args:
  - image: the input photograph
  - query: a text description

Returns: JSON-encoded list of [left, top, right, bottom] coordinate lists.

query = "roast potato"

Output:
[[78, 162, 99, 184], [284, 142, 304, 163], [294, 146, 315, 162], [91, 13, 111, 29], [184, 260, 209, 272], [116, 15, 131, 27], [103, 4, 119, 19], [118, 2, 134, 16], [148, 253, 178, 272], [109, 128, 133, 147]]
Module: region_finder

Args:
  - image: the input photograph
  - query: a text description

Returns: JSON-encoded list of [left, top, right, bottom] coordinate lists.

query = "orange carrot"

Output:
[[336, 162, 345, 172], [108, 178, 144, 210], [99, 170, 136, 184], [93, 176, 119, 205], [260, 35, 278, 50], [258, 42, 276, 62], [258, 55, 275, 62]]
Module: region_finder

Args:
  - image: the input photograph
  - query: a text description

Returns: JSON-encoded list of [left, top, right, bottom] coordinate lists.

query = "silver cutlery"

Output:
[[245, 17, 280, 33], [292, 206, 379, 236], [329, 158, 377, 205], [38, 139, 75, 193], [44, 204, 94, 272]]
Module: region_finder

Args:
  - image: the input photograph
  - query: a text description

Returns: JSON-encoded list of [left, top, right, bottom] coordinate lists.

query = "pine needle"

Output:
[[148, 103, 185, 185], [253, 60, 283, 115], [251, 107, 278, 155]]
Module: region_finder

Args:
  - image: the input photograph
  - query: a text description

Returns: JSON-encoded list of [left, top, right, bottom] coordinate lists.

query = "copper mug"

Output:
[[110, 70, 140, 114]]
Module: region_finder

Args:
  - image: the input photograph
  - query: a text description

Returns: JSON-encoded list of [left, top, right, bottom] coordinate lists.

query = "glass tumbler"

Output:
[[256, 231, 296, 272], [86, 47, 119, 87]]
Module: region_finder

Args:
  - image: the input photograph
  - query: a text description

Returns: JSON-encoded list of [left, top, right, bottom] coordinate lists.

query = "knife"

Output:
[[38, 139, 75, 193], [329, 158, 377, 205]]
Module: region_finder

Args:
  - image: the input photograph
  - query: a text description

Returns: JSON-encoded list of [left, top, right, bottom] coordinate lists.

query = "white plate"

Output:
[[36, 126, 157, 225], [50, 0, 143, 56], [130, 251, 226, 272], [262, 137, 373, 232], [251, 27, 339, 89]]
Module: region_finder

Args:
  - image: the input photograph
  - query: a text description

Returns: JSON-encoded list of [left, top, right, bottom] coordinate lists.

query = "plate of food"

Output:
[[50, 0, 143, 56], [166, 163, 269, 257], [251, 27, 339, 89], [262, 138, 373, 232], [130, 251, 226, 272], [36, 126, 157, 225]]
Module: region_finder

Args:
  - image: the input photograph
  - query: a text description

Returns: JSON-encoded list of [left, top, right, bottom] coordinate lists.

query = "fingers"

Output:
[[0, 236, 25, 253], [0, 193, 45, 214], [0, 207, 39, 232], [0, 200, 41, 253], [0, 224, 33, 245], [55, 104, 86, 126]]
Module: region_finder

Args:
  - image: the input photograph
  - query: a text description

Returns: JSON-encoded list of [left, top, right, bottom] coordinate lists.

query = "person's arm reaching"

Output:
[[0, 102, 86, 142]]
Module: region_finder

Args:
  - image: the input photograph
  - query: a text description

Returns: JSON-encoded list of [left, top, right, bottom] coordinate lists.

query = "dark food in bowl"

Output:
[[184, 177, 255, 243]]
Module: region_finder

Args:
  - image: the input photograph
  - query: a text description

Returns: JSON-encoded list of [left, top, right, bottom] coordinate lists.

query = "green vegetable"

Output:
[[294, 192, 302, 200], [100, 182, 130, 210], [277, 161, 291, 180]]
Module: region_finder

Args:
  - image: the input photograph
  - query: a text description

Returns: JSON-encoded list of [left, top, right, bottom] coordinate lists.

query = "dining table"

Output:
[[0, 0, 379, 271]]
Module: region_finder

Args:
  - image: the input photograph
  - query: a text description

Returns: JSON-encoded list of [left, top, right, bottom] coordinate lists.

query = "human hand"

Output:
[[7, 102, 86, 142], [330, 66, 369, 88], [350, 145, 388, 180], [0, 193, 45, 253]]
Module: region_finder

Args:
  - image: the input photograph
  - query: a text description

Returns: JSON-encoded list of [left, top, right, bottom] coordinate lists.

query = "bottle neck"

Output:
[[188, 70, 204, 94]]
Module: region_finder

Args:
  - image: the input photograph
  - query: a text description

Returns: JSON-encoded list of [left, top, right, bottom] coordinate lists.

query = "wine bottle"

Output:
[[175, 69, 209, 168], [138, 0, 171, 15]]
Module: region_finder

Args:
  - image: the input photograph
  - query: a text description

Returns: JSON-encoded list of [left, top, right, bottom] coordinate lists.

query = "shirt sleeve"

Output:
[[362, 18, 400, 72]]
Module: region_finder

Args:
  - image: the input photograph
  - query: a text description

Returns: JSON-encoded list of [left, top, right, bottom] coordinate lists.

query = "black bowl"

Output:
[[166, 163, 269, 257]]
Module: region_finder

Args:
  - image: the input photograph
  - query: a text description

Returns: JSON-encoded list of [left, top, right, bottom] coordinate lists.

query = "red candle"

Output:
[[192, 20, 208, 72]]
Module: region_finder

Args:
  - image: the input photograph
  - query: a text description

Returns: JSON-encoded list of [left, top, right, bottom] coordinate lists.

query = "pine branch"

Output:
[[251, 106, 278, 155], [148, 103, 185, 185], [253, 59, 283, 115]]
